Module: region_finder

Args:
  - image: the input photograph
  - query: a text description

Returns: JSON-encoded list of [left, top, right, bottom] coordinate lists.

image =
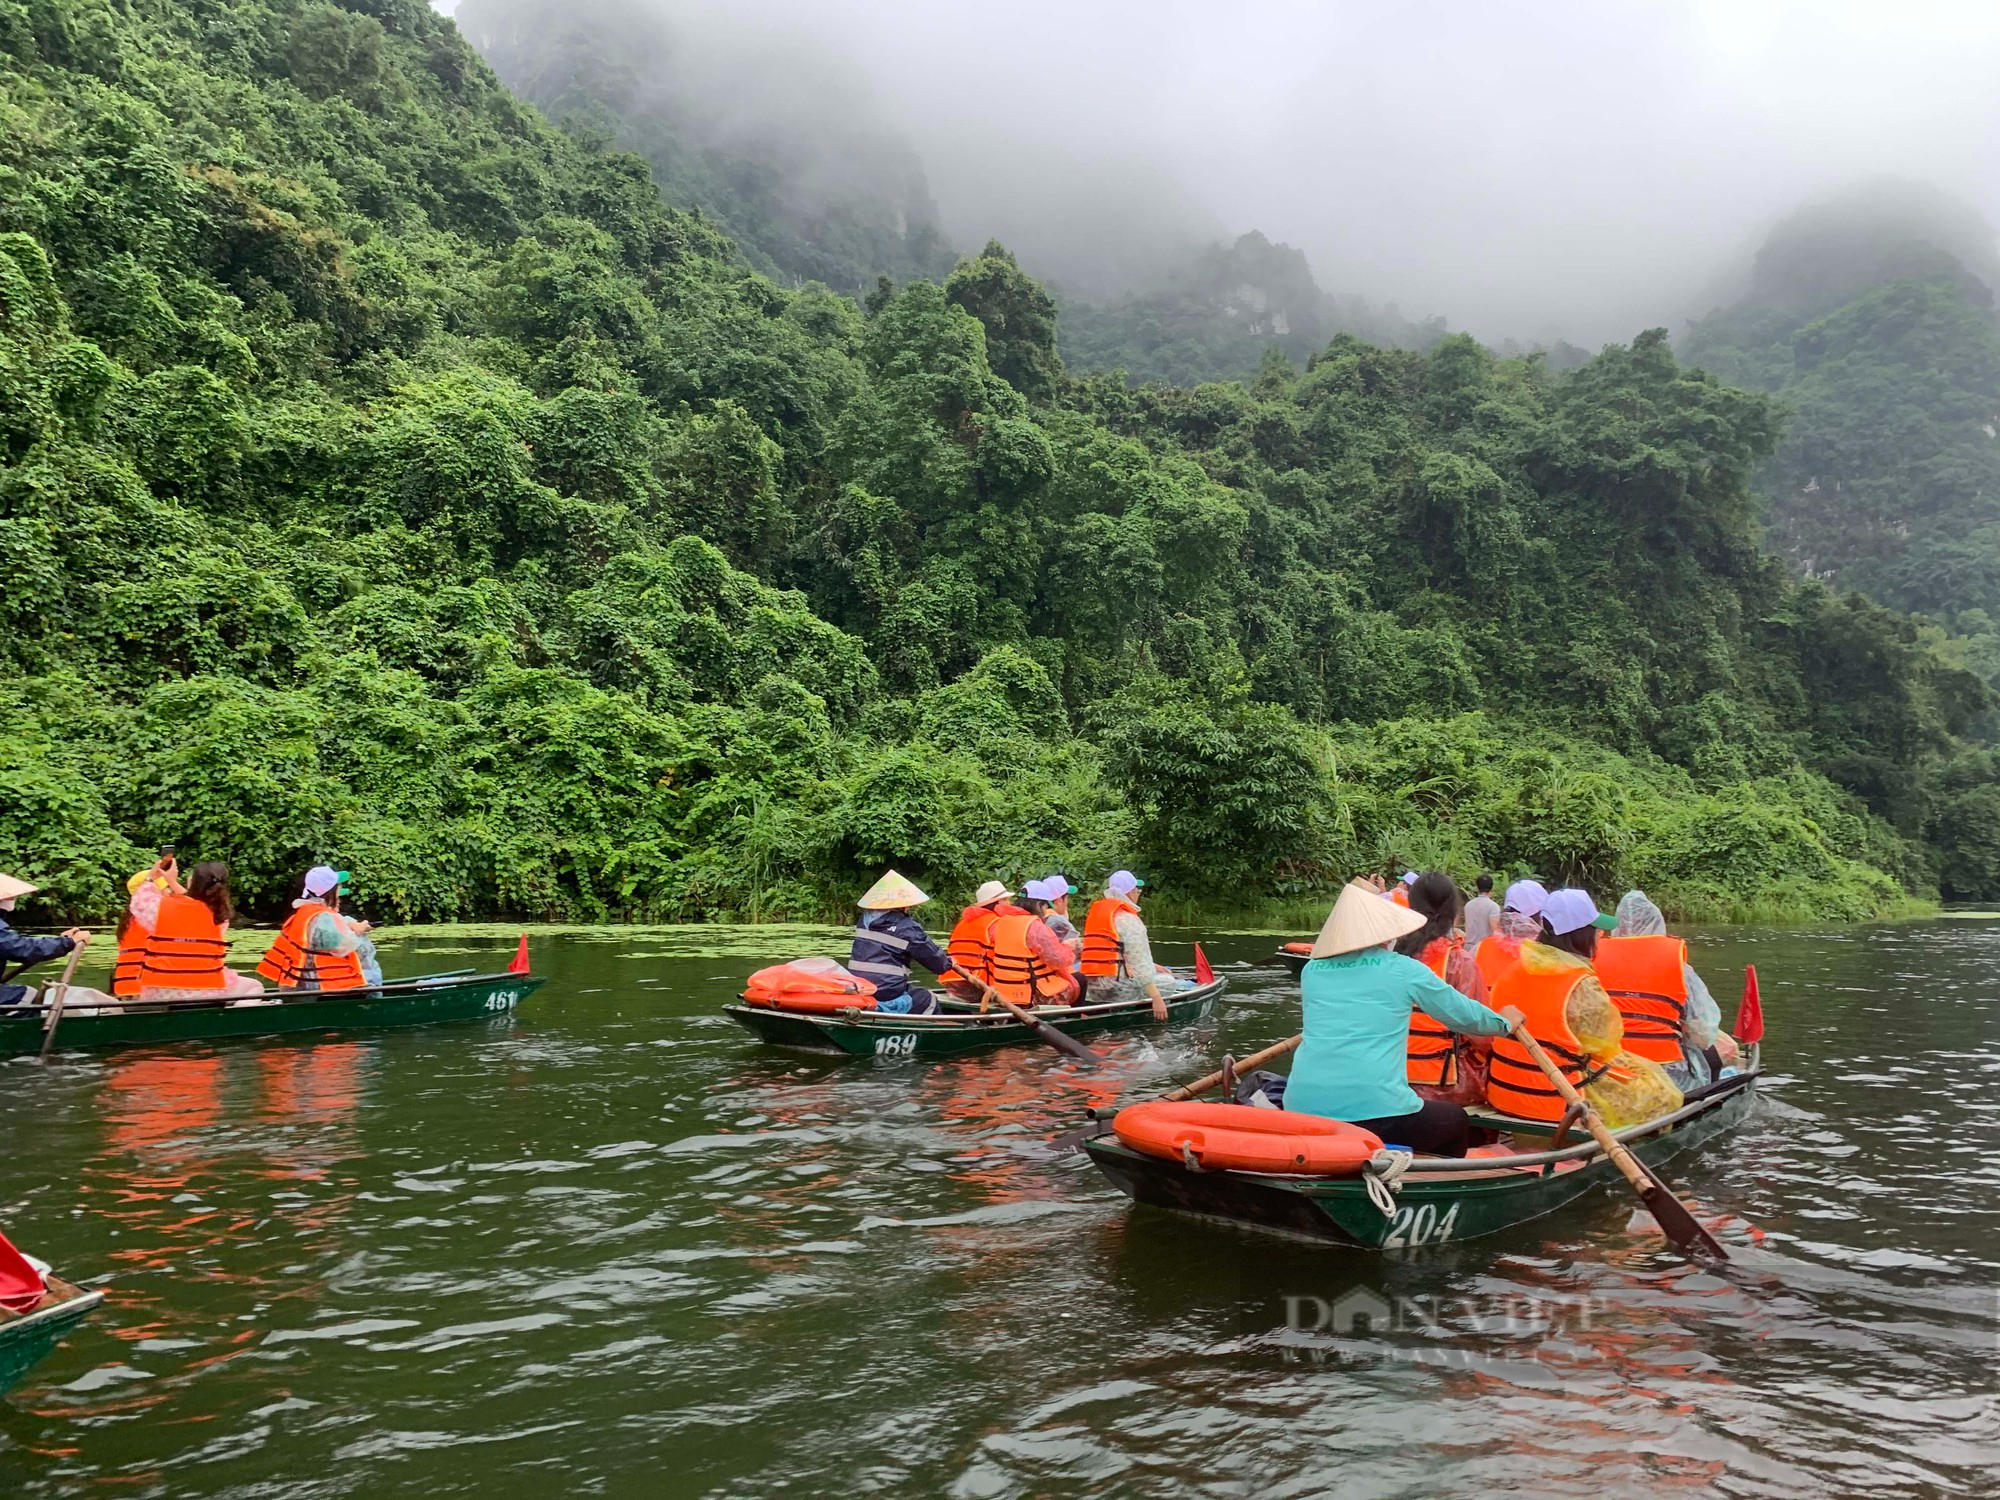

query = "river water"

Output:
[[0, 920, 1995, 1498]]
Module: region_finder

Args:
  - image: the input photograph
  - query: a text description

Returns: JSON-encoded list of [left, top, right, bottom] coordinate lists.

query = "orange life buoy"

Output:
[[1113, 1101, 1384, 1175], [754, 990, 880, 1014], [1280, 941, 1312, 956], [743, 960, 878, 1013]]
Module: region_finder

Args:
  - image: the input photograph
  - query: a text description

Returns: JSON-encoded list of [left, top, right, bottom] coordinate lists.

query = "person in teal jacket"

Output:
[[1286, 880, 1518, 1157]]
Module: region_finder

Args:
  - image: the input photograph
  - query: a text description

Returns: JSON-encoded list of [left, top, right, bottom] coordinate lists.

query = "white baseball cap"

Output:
[[1400, 870, 1418, 885], [1542, 887, 1603, 936], [303, 865, 349, 897], [1107, 870, 1145, 896], [1020, 878, 1055, 901], [1503, 879, 1548, 916]]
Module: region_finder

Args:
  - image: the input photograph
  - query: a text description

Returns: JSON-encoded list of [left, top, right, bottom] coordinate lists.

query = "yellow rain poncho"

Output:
[[1516, 942, 1684, 1128]]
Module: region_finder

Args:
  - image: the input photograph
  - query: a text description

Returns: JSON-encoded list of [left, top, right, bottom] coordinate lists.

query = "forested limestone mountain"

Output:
[[452, 0, 1440, 390], [2, 0, 1995, 927], [1058, 231, 1449, 386], [1682, 184, 2000, 682], [456, 0, 955, 295]]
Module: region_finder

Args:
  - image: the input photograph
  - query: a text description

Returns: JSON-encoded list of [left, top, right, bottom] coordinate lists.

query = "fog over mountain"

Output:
[[446, 0, 2000, 344]]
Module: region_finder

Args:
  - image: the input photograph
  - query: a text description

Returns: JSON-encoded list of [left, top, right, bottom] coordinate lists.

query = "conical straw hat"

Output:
[[0, 873, 36, 903], [1309, 879, 1428, 959], [859, 869, 930, 910]]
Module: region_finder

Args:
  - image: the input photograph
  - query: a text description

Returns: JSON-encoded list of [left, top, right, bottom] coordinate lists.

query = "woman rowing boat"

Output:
[[1285, 880, 1517, 1158]]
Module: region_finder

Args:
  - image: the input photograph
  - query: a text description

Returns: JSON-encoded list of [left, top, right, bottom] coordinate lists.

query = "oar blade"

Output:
[[1034, 1020, 1102, 1065], [1634, 1164, 1732, 1264]]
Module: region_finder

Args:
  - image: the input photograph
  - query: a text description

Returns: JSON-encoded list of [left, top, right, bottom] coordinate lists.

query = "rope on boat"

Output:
[[1362, 1149, 1410, 1217]]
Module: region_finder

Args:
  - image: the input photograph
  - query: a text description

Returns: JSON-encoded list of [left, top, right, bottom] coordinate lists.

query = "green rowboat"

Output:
[[0, 1275, 102, 1396], [1082, 1068, 1758, 1249], [2, 970, 545, 1058], [725, 977, 1228, 1059]]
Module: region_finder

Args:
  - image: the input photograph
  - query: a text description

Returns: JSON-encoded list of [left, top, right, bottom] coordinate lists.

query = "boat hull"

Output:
[[724, 978, 1227, 1059], [0, 1280, 103, 1396], [0, 972, 545, 1058], [1083, 1072, 1758, 1249]]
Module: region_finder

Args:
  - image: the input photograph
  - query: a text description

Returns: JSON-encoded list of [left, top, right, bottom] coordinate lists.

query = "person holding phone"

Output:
[[112, 849, 182, 998]]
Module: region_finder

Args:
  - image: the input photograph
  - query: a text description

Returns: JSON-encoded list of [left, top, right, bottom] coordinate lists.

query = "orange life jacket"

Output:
[[112, 916, 151, 998], [1592, 934, 1688, 1065], [985, 914, 1074, 1006], [1405, 939, 1456, 1085], [1080, 896, 1139, 978], [1404, 936, 1486, 1086], [1473, 933, 1522, 989], [257, 903, 367, 990], [946, 905, 1002, 983], [137, 893, 230, 992], [1389, 885, 1411, 908], [1485, 958, 1593, 1123]]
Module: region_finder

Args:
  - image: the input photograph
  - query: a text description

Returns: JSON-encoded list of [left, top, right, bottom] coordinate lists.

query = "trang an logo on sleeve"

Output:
[[1273, 1282, 1597, 1366]]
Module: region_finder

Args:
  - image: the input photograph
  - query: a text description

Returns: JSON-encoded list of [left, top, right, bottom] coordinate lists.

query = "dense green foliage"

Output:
[[0, 0, 1991, 929], [1683, 187, 2000, 688]]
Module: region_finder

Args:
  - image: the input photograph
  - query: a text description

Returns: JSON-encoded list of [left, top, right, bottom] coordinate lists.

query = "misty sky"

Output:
[[445, 0, 2000, 345]]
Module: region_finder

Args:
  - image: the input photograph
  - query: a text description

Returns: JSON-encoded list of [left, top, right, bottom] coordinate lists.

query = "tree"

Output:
[[945, 241, 1064, 400]]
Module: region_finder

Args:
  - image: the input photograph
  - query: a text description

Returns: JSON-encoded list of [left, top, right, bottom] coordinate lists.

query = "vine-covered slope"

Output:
[[1, 0, 1990, 922]]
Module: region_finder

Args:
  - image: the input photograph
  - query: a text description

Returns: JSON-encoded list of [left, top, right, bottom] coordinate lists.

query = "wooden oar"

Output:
[[1160, 1032, 1302, 1102], [1054, 1030, 1302, 1150], [37, 936, 90, 1064], [1508, 1021, 1730, 1266], [966, 974, 1101, 1065]]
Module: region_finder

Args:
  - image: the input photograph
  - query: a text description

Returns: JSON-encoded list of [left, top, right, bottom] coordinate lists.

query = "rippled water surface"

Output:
[[2, 920, 1996, 1498]]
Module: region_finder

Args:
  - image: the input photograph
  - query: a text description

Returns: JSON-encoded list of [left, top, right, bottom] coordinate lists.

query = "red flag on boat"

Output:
[[507, 934, 530, 975], [1736, 964, 1764, 1044], [1193, 942, 1216, 986], [0, 1227, 47, 1313]]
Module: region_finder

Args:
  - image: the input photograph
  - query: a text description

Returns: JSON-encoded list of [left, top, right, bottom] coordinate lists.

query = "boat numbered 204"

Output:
[[1381, 1200, 1461, 1249]]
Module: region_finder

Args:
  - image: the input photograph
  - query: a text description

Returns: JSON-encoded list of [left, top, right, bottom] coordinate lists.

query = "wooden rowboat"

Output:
[[0, 1272, 102, 1396], [724, 977, 1229, 1059], [1, 970, 545, 1058], [1271, 942, 1311, 978], [1081, 1067, 1758, 1249]]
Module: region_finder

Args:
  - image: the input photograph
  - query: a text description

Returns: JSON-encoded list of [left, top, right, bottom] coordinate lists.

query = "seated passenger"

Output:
[[258, 866, 378, 991], [1286, 880, 1516, 1158], [1462, 873, 1501, 949], [991, 880, 1081, 1008], [0, 872, 93, 1007], [848, 869, 953, 1015], [1079, 870, 1185, 1021], [1039, 874, 1084, 959], [1473, 878, 1548, 988], [943, 880, 1021, 1000], [138, 862, 263, 1000], [1396, 870, 1493, 1103], [1485, 888, 1682, 1131], [1601, 889, 1737, 1089], [112, 855, 182, 998]]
